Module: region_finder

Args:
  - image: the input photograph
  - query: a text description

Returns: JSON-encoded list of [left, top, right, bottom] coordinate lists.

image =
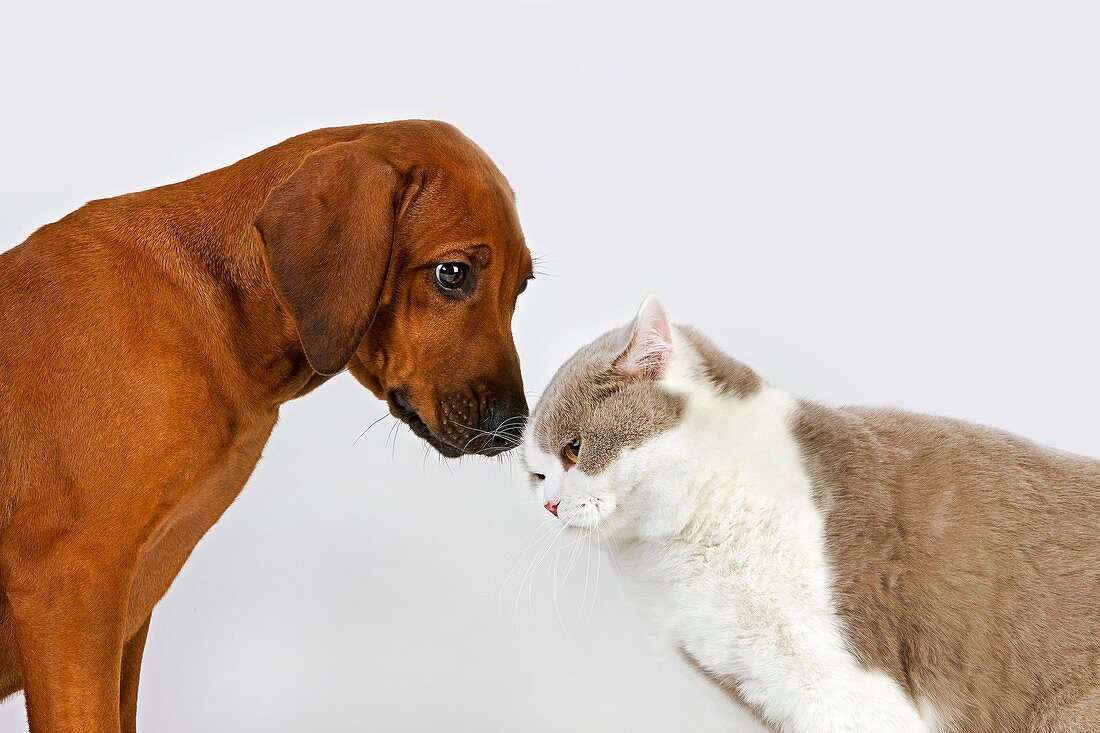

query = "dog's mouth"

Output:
[[387, 391, 466, 458]]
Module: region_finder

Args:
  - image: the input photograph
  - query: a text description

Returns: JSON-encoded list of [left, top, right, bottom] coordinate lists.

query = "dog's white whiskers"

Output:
[[446, 417, 524, 453]]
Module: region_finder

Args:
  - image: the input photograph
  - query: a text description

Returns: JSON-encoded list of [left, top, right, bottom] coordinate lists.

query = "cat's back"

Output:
[[847, 405, 1097, 487], [808, 403, 1098, 536], [799, 403, 1100, 731], [843, 406, 1099, 573]]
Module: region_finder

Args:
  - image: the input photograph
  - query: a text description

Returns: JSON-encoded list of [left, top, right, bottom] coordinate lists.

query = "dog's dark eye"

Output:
[[435, 262, 468, 290]]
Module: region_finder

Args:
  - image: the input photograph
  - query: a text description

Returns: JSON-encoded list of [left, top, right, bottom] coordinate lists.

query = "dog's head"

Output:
[[255, 120, 532, 457]]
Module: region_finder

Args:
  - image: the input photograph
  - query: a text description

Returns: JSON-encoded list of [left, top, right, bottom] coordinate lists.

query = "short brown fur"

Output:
[[0, 120, 532, 732]]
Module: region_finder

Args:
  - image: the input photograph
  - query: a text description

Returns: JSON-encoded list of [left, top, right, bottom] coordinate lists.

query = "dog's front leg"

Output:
[[120, 615, 151, 733], [3, 538, 132, 733]]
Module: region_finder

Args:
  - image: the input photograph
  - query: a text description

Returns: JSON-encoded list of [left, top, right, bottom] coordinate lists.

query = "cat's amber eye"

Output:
[[562, 437, 582, 465]]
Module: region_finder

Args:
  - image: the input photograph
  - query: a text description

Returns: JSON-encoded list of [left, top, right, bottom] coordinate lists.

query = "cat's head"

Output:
[[522, 297, 760, 541]]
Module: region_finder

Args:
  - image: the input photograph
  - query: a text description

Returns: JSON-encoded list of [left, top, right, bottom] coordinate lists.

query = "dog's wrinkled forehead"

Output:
[[531, 326, 684, 475]]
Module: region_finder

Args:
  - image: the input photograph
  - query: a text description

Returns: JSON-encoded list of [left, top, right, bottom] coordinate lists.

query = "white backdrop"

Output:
[[1, 2, 1097, 731]]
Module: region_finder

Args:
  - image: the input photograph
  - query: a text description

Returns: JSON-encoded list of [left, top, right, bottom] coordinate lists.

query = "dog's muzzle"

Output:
[[387, 389, 526, 458]]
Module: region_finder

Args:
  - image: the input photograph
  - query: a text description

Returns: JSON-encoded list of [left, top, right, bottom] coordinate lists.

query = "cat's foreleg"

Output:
[[686, 617, 929, 733]]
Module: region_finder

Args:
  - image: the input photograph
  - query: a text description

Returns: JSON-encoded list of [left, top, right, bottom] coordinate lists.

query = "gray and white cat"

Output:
[[522, 297, 1100, 733]]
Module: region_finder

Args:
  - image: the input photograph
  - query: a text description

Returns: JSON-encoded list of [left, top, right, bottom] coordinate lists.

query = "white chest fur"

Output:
[[611, 385, 930, 733]]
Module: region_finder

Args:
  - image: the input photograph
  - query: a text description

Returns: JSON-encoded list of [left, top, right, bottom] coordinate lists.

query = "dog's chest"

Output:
[[124, 415, 277, 635]]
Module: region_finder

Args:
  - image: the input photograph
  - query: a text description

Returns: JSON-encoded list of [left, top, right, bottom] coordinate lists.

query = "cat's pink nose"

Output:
[[544, 499, 560, 517]]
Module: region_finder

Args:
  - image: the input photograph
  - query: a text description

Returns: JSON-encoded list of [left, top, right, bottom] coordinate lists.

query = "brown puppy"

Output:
[[0, 120, 533, 732]]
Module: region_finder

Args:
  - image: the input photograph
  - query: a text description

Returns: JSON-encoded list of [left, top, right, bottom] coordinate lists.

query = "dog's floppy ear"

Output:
[[256, 143, 408, 376]]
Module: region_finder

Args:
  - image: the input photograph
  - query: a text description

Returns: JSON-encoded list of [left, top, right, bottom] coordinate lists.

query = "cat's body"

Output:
[[522, 299, 1100, 733]]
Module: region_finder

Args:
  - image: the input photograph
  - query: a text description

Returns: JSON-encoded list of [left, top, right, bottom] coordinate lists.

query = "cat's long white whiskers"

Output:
[[494, 415, 527, 430], [447, 418, 524, 453], [574, 529, 594, 635], [447, 417, 526, 438], [505, 510, 577, 632], [553, 539, 581, 600], [496, 516, 564, 627], [443, 419, 507, 454], [456, 425, 495, 454], [510, 517, 566, 631], [520, 509, 578, 630], [584, 523, 604, 632], [551, 526, 564, 631], [603, 523, 624, 573], [496, 527, 561, 593], [553, 532, 588, 593], [550, 524, 587, 651], [495, 512, 563, 589]]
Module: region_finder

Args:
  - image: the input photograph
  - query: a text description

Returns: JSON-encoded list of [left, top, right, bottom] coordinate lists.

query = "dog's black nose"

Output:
[[485, 401, 527, 452]]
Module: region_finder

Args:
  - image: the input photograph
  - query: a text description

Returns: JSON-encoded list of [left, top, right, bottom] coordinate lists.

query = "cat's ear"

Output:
[[616, 295, 673, 382]]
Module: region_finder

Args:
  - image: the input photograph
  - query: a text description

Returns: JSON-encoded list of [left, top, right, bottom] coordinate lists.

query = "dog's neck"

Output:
[[115, 127, 374, 405]]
